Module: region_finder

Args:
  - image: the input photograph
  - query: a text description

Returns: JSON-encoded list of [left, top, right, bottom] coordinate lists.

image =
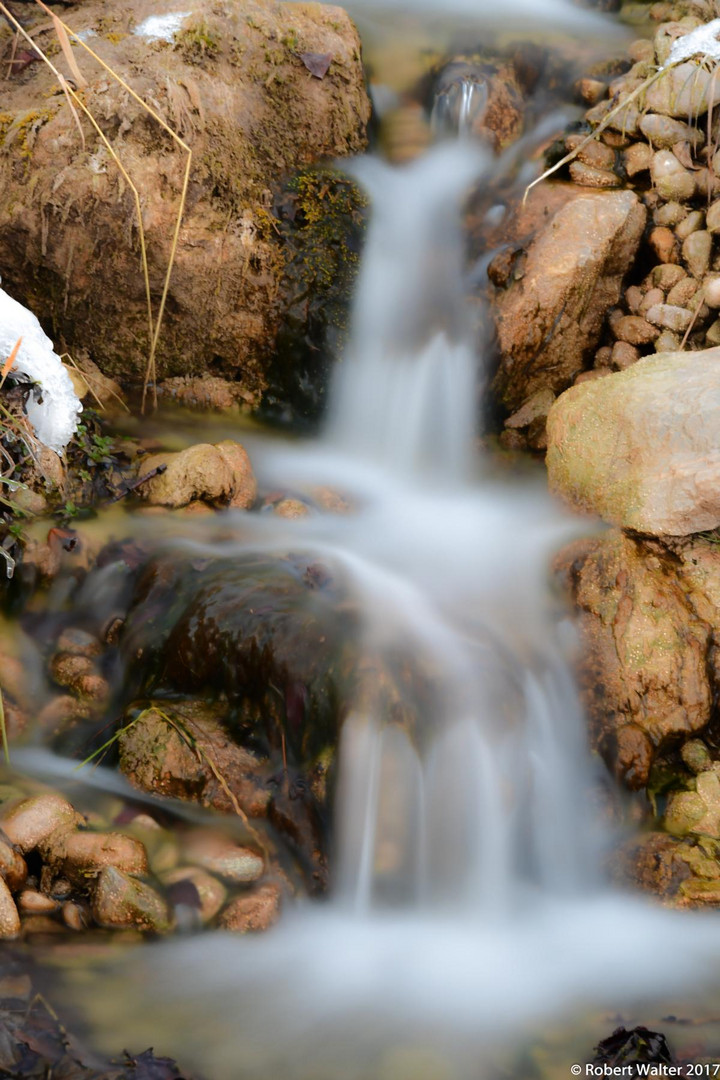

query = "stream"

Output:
[[5, 0, 720, 1077]]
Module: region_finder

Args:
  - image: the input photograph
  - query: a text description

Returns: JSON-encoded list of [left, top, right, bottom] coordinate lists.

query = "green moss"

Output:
[[175, 19, 220, 63]]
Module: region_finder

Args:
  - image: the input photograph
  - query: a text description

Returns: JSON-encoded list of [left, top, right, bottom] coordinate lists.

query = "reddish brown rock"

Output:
[[218, 882, 281, 933]]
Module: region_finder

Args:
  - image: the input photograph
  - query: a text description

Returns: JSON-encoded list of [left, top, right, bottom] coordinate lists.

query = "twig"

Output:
[[108, 462, 166, 503]]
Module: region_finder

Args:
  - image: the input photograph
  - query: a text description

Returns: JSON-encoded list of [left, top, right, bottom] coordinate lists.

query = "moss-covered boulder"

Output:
[[0, 0, 370, 405]]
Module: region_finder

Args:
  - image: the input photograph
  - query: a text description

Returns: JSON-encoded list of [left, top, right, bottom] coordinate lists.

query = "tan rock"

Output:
[[613, 315, 659, 345], [0, 879, 20, 938], [493, 190, 646, 410], [623, 142, 653, 177], [707, 200, 720, 234], [645, 61, 720, 119], [654, 329, 681, 352], [0, 795, 82, 854], [639, 113, 705, 149], [611, 341, 639, 370], [650, 149, 695, 201], [666, 277, 698, 307], [650, 263, 687, 291], [183, 831, 264, 884], [655, 201, 687, 227], [18, 890, 59, 915], [274, 498, 310, 519], [675, 210, 705, 241], [569, 162, 620, 188], [648, 225, 679, 264], [546, 347, 720, 535], [704, 277, 720, 308], [683, 231, 712, 278], [0, 839, 26, 894], [43, 829, 149, 883], [639, 287, 665, 316], [218, 883, 281, 933], [92, 867, 173, 932], [645, 303, 692, 332], [138, 441, 256, 510]]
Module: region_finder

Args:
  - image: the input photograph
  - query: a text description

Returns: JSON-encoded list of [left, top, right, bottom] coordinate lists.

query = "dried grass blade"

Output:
[[58, 73, 85, 150], [50, 12, 87, 88], [0, 337, 21, 389]]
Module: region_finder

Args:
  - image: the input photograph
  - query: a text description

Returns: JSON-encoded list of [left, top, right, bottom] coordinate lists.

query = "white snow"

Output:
[[134, 12, 192, 43], [0, 286, 82, 453], [665, 18, 720, 67]]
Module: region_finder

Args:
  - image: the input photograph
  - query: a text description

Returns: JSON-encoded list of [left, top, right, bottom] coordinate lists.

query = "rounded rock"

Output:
[[682, 231, 712, 279], [648, 226, 679, 264], [0, 838, 27, 893], [218, 883, 281, 934], [645, 303, 693, 332], [613, 315, 660, 345], [51, 830, 150, 883], [162, 866, 227, 924], [0, 879, 20, 938], [0, 795, 82, 854], [18, 890, 59, 915], [92, 866, 173, 932], [651, 150, 695, 202]]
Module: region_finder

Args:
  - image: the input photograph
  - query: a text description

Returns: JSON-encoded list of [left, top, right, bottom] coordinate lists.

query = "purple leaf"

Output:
[[300, 52, 333, 79]]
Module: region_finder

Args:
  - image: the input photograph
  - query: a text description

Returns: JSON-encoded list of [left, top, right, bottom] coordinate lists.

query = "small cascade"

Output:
[[326, 145, 488, 481], [431, 75, 488, 139]]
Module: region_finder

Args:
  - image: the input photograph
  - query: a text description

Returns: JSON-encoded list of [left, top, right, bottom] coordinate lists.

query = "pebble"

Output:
[[576, 77, 607, 106], [639, 113, 705, 149], [47, 830, 150, 882], [274, 498, 310, 520], [595, 346, 613, 367], [623, 142, 653, 177], [62, 901, 89, 931], [611, 341, 640, 370], [565, 134, 615, 170], [0, 795, 82, 854], [655, 329, 681, 351], [18, 889, 59, 915], [666, 278, 698, 307], [707, 200, 720, 234], [639, 287, 665, 316], [650, 150, 695, 201], [654, 201, 687, 227], [93, 867, 173, 933], [706, 319, 720, 346], [0, 879, 20, 938], [614, 315, 660, 345], [49, 653, 93, 690], [184, 833, 264, 884], [645, 61, 720, 119], [704, 277, 720, 308], [650, 264, 687, 291], [645, 303, 693, 332], [683, 231, 713, 278], [682, 740, 713, 775], [648, 226, 678, 264], [675, 210, 705, 241], [55, 628, 102, 658], [625, 285, 643, 314], [218, 883, 281, 934], [0, 837, 27, 893], [568, 162, 620, 188]]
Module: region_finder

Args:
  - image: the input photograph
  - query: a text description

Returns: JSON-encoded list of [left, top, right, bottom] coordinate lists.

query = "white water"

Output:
[[52, 43, 720, 1080]]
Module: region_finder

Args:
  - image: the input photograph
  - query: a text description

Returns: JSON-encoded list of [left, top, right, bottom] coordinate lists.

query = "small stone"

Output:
[[184, 833, 264, 884], [623, 142, 653, 177], [62, 901, 89, 931], [18, 890, 59, 915], [707, 201, 720, 234], [704, 278, 720, 308], [682, 739, 713, 775], [75, 674, 110, 702], [706, 320, 720, 346], [640, 113, 705, 149], [629, 38, 655, 63], [576, 77, 607, 105], [162, 866, 227, 923], [639, 287, 665, 316], [666, 278, 697, 307], [611, 341, 640, 370], [651, 149, 695, 201], [654, 201, 687, 227], [613, 315, 660, 345], [595, 346, 613, 367], [650, 264, 688, 291], [92, 867, 173, 932], [55, 629, 102, 658], [565, 134, 615, 170], [218, 883, 281, 934], [139, 441, 256, 511], [645, 303, 693, 332], [645, 61, 720, 120], [683, 231, 712, 278], [49, 654, 94, 691], [45, 830, 150, 883], [648, 226, 679, 264], [625, 285, 643, 314], [0, 839, 27, 893], [0, 879, 20, 939], [675, 210, 705, 241], [569, 162, 621, 189], [654, 330, 681, 351], [274, 498, 310, 519], [0, 795, 82, 854], [694, 169, 720, 201]]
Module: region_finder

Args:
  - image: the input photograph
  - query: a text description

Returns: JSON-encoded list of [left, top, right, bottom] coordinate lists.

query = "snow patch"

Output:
[[665, 18, 720, 67], [134, 12, 192, 43], [0, 287, 82, 453]]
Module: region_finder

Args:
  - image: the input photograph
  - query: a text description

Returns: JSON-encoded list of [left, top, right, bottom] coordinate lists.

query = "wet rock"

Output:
[[547, 347, 720, 535], [682, 231, 712, 278], [55, 628, 103, 659], [655, 201, 687, 227], [274, 497, 310, 519], [0, 880, 20, 939], [62, 901, 89, 931], [0, 839, 27, 894], [92, 867, 173, 932], [556, 531, 720, 786], [17, 890, 59, 915], [118, 702, 269, 818], [162, 866, 226, 924], [493, 190, 646, 412], [218, 882, 281, 933], [623, 142, 653, 177], [645, 61, 720, 119], [610, 341, 639, 370], [568, 162, 620, 188], [650, 150, 695, 201], [138, 441, 256, 510], [0, 795, 82, 854], [0, 0, 370, 400], [639, 113, 705, 149], [183, 832, 264, 884], [666, 277, 697, 307], [157, 376, 249, 411], [682, 739, 713, 775], [675, 210, 704, 241], [41, 829, 149, 883]]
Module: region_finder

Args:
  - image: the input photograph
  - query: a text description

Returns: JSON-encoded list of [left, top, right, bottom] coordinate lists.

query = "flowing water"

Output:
[[19, 2, 720, 1077]]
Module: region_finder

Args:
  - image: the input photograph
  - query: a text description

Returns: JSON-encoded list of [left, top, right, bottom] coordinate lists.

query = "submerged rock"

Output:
[[0, 795, 83, 854], [218, 882, 281, 933], [492, 189, 646, 414], [92, 866, 173, 932], [547, 347, 720, 536]]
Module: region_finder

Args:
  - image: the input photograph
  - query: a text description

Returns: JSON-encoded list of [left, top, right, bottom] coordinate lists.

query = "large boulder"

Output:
[[492, 188, 645, 414], [555, 530, 720, 789], [547, 347, 720, 536], [0, 0, 370, 402]]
